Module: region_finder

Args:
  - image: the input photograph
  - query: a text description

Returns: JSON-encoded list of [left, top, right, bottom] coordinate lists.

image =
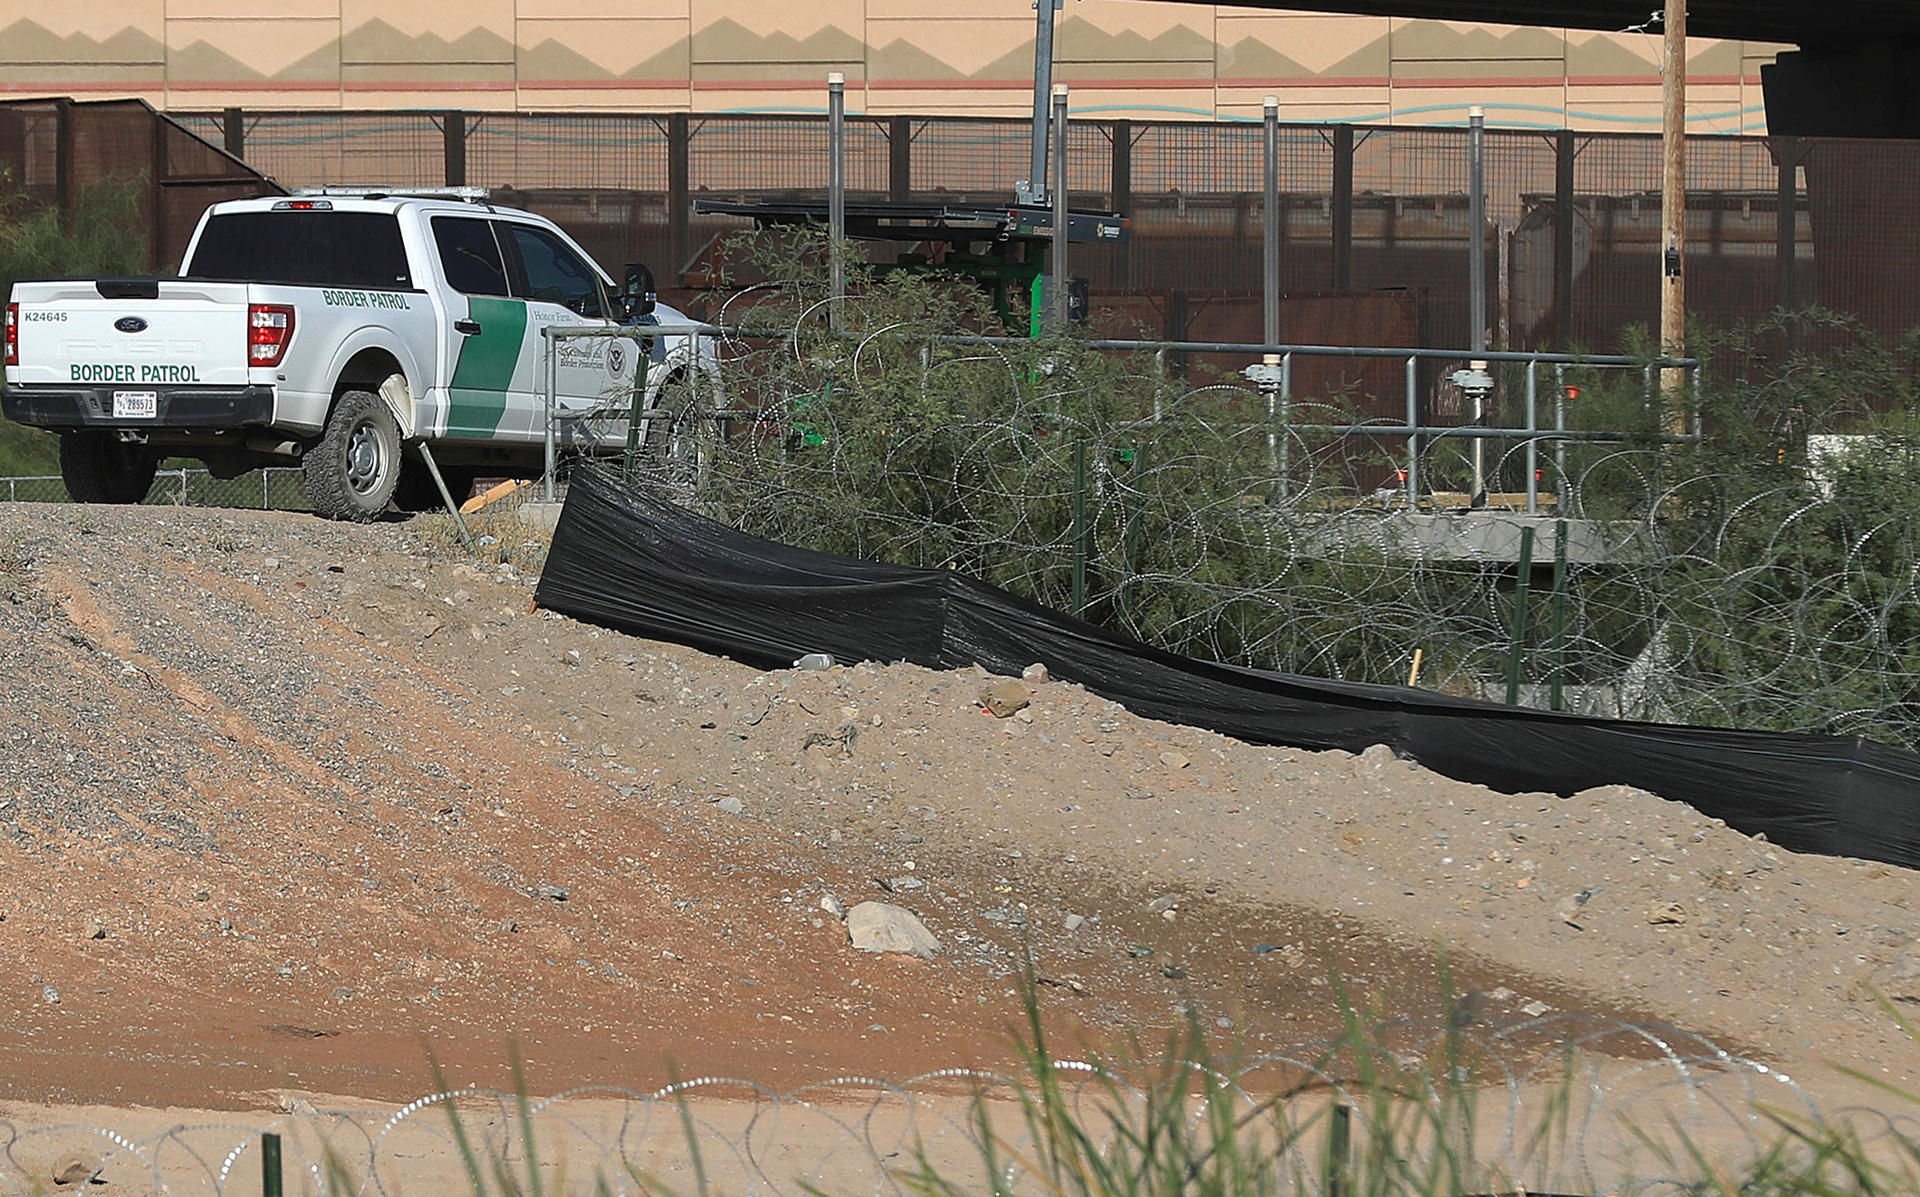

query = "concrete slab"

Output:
[[1293, 511, 1650, 565], [515, 502, 565, 533]]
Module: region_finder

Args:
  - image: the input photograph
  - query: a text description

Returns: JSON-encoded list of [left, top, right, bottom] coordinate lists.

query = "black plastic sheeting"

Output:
[[534, 466, 1920, 870]]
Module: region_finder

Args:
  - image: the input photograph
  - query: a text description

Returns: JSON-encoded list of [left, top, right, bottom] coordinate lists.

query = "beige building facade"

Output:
[[1, 0, 1785, 133]]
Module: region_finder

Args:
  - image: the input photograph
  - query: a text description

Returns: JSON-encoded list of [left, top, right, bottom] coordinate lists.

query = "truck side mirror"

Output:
[[621, 263, 657, 320]]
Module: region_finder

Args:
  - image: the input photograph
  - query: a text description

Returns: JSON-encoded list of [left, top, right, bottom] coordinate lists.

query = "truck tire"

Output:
[[59, 431, 158, 504], [302, 390, 402, 522]]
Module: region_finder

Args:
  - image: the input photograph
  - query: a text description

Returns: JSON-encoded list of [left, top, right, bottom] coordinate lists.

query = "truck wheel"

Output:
[[302, 390, 402, 522], [59, 431, 158, 504]]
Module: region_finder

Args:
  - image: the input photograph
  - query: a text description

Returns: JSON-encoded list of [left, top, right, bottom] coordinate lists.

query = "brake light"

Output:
[[4, 304, 16, 367], [248, 304, 294, 367]]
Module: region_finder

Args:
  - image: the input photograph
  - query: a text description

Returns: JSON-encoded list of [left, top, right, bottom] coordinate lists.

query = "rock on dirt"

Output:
[[977, 679, 1030, 718], [845, 902, 941, 957]]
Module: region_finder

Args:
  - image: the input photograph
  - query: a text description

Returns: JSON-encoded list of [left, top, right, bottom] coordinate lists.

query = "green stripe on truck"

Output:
[[445, 296, 527, 436]]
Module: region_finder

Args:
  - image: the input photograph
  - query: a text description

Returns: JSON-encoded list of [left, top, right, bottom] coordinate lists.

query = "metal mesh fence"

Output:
[[0, 1015, 1899, 1197], [908, 116, 1028, 199], [689, 114, 890, 197], [18, 104, 1920, 354], [469, 113, 670, 191], [236, 112, 446, 190], [0, 98, 280, 270], [0, 469, 310, 511]]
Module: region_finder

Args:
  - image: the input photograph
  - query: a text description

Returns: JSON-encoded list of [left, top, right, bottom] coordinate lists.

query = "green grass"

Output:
[[1, 172, 151, 484], [0, 422, 58, 477], [373, 976, 1920, 1197]]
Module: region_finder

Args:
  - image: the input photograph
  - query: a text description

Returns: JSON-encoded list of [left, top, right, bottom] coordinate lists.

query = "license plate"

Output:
[[112, 390, 157, 419]]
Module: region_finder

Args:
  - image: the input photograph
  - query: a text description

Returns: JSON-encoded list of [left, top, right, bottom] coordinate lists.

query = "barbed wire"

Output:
[[0, 1014, 1897, 1197], [621, 307, 1920, 748]]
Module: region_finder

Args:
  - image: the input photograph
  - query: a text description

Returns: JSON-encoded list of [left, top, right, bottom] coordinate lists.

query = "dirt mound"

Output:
[[0, 503, 1913, 1110]]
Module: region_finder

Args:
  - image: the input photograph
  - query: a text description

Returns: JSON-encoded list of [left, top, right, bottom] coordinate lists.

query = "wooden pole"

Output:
[[1660, 0, 1687, 429]]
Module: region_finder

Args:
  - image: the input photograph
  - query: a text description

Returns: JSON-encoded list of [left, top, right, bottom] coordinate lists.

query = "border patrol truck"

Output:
[[2, 189, 715, 520]]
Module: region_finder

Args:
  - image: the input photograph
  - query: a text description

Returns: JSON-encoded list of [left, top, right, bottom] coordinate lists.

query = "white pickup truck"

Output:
[[2, 189, 716, 520]]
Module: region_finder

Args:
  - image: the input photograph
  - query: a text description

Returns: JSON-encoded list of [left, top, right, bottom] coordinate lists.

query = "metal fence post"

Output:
[[888, 114, 911, 203], [668, 113, 690, 284], [1525, 360, 1538, 514], [1325, 1104, 1351, 1197], [1554, 363, 1569, 514], [543, 328, 558, 502], [1111, 118, 1132, 289], [1775, 134, 1800, 358], [1404, 355, 1419, 504], [1026, 0, 1062, 203], [54, 98, 73, 227], [1280, 351, 1293, 500], [261, 1132, 283, 1197], [1467, 107, 1487, 505], [1554, 129, 1576, 349], [1469, 106, 1487, 356], [222, 107, 245, 159], [149, 108, 167, 271], [443, 111, 467, 188], [827, 73, 846, 317], [1549, 518, 1569, 711], [1263, 95, 1280, 349], [623, 331, 653, 484], [1070, 435, 1088, 615], [1051, 85, 1070, 332], [1331, 124, 1354, 291], [1506, 525, 1536, 705]]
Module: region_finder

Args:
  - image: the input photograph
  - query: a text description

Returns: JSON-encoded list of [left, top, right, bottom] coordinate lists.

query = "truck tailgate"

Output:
[[10, 279, 253, 388]]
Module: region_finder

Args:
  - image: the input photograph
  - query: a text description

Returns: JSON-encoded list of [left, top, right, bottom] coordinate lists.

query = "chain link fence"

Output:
[[2, 1014, 1892, 1197], [0, 468, 310, 510]]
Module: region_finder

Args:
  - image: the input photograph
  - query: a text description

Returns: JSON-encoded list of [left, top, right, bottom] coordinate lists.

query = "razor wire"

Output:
[[0, 1015, 1906, 1197], [599, 285, 1920, 752], [6, 298, 1917, 747]]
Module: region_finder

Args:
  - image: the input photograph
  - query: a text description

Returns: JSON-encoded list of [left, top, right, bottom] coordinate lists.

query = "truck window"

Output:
[[188, 211, 413, 288], [502, 223, 606, 317], [432, 216, 511, 298]]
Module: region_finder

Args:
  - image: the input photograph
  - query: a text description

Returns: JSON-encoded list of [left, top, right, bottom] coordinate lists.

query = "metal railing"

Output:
[[539, 322, 719, 502], [537, 322, 1702, 513]]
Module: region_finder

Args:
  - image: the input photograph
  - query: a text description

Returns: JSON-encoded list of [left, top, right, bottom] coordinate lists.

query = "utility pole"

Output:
[[1263, 95, 1279, 349], [1467, 105, 1488, 505], [1022, 0, 1064, 204], [827, 72, 846, 318], [1660, 0, 1687, 428]]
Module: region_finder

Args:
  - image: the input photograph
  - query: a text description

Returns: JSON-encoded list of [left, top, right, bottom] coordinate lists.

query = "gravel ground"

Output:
[[0, 500, 1916, 1113]]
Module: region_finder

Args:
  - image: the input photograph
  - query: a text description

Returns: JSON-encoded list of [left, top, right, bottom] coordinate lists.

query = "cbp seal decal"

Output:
[[606, 340, 628, 377]]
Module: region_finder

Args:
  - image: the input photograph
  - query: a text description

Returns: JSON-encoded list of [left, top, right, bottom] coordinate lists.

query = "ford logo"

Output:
[[114, 316, 148, 334]]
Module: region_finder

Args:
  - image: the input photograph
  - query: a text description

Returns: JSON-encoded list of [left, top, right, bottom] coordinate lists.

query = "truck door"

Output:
[[428, 215, 528, 441], [496, 221, 626, 445]]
